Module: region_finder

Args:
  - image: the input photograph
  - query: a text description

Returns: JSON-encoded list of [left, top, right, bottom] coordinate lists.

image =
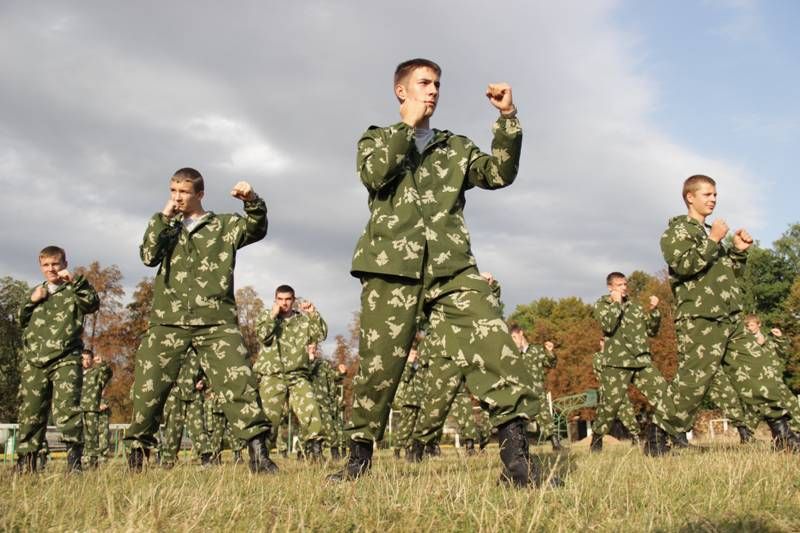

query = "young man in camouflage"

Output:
[[510, 327, 562, 452], [81, 349, 113, 468], [124, 168, 276, 473], [254, 286, 327, 461], [650, 175, 800, 454], [591, 273, 667, 453], [333, 58, 544, 487], [158, 350, 212, 468], [15, 246, 99, 473]]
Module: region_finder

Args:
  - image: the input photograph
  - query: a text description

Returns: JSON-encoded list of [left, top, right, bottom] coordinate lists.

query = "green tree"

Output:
[[741, 245, 795, 326], [773, 222, 800, 274]]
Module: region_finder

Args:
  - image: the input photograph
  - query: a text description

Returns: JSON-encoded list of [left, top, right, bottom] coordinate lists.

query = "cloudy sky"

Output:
[[1, 1, 798, 349]]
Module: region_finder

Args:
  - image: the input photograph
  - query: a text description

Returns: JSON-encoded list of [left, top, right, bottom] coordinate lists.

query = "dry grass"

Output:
[[3, 437, 800, 532]]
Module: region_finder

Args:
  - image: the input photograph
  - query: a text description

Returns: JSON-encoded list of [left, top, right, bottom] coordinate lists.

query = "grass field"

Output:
[[3, 437, 800, 532]]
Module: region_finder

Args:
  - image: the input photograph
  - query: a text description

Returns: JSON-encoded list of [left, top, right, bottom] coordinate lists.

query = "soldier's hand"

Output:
[[57, 269, 73, 283], [162, 198, 179, 218], [399, 97, 429, 128], [648, 295, 659, 310], [609, 289, 623, 303], [300, 300, 317, 315], [99, 403, 108, 411], [231, 181, 256, 202], [480, 271, 495, 285], [270, 301, 281, 318], [31, 285, 49, 303], [337, 364, 347, 374], [771, 328, 782, 337], [195, 380, 204, 390], [733, 229, 754, 251], [544, 341, 555, 353], [486, 83, 515, 116], [307, 344, 317, 360], [708, 219, 729, 243]]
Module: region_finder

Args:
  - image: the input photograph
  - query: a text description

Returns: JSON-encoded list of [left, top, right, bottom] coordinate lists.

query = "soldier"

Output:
[[332, 56, 544, 484], [15, 246, 99, 473], [591, 273, 667, 453], [92, 353, 114, 460], [158, 351, 213, 468], [510, 327, 562, 452], [81, 349, 113, 468], [391, 346, 423, 458], [308, 345, 348, 460], [254, 286, 327, 461], [124, 168, 276, 474], [650, 174, 800, 454]]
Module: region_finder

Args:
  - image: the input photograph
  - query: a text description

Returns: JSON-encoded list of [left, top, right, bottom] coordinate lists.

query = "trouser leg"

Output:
[[412, 357, 463, 444], [287, 377, 324, 443], [592, 367, 634, 436], [15, 361, 53, 455]]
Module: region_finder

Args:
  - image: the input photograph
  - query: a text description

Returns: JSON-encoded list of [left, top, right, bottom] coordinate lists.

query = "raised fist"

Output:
[[31, 285, 49, 303], [708, 219, 729, 243], [733, 229, 754, 251], [486, 83, 515, 115], [231, 181, 256, 202]]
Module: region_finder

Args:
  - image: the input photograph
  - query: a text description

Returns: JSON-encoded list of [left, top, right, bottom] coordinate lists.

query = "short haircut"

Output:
[[39, 245, 66, 263], [275, 284, 295, 297], [509, 324, 523, 335], [606, 272, 626, 285], [682, 174, 715, 206], [81, 348, 94, 357], [171, 167, 204, 193], [744, 314, 760, 324], [394, 58, 442, 86]]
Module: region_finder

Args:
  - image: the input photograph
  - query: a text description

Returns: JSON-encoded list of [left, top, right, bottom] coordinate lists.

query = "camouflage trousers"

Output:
[[207, 410, 246, 455], [318, 400, 343, 450], [529, 387, 557, 439], [654, 316, 794, 434], [348, 268, 537, 443], [258, 373, 324, 445], [703, 368, 755, 430], [593, 364, 665, 436], [125, 324, 269, 449], [83, 411, 102, 458], [159, 392, 211, 462], [451, 385, 480, 442], [16, 355, 83, 455], [392, 406, 420, 451], [98, 410, 111, 457]]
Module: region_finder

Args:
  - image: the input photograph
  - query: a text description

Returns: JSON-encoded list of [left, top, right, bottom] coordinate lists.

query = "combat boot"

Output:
[[550, 433, 563, 452], [87, 456, 99, 470], [393, 447, 401, 459], [66, 444, 83, 473], [327, 440, 373, 482], [200, 452, 214, 467], [306, 439, 324, 462], [590, 433, 603, 453], [767, 416, 800, 452], [406, 440, 425, 463], [671, 432, 689, 449], [14, 453, 37, 474], [464, 439, 476, 456], [497, 418, 537, 487], [161, 460, 175, 470], [425, 442, 441, 457], [247, 434, 279, 474], [330, 447, 341, 461], [642, 423, 670, 456], [38, 453, 48, 470], [737, 426, 753, 444], [127, 447, 147, 472]]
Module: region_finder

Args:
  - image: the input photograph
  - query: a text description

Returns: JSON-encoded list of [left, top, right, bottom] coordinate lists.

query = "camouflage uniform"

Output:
[[654, 216, 797, 434], [753, 330, 800, 432], [347, 115, 534, 443], [159, 351, 211, 463], [591, 351, 639, 437], [125, 198, 271, 450], [206, 389, 246, 459], [592, 295, 667, 436], [16, 275, 99, 455], [519, 343, 558, 438], [309, 358, 346, 452], [81, 361, 113, 460], [450, 384, 480, 443], [254, 309, 327, 448], [98, 406, 112, 458], [391, 357, 422, 452]]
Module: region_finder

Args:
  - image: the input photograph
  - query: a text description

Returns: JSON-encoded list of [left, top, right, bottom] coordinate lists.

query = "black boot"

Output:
[[590, 433, 603, 453], [66, 444, 83, 473], [127, 447, 147, 472], [200, 452, 213, 467], [643, 423, 670, 456], [425, 442, 441, 457], [497, 418, 538, 487], [305, 439, 324, 462], [737, 426, 753, 444], [406, 440, 425, 463], [88, 456, 99, 470], [767, 416, 800, 452], [550, 433, 563, 452], [247, 434, 279, 474], [327, 440, 373, 482], [330, 447, 341, 461], [464, 439, 476, 456], [14, 453, 37, 474], [393, 447, 401, 459], [671, 432, 689, 449]]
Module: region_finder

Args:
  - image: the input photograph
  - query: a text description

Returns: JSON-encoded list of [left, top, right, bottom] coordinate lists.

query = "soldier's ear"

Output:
[[395, 83, 407, 102]]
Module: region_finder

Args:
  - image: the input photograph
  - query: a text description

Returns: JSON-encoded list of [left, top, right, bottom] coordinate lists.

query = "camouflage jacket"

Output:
[[392, 359, 421, 409], [660, 215, 748, 320], [520, 344, 556, 384], [351, 116, 522, 279], [310, 358, 344, 407], [80, 362, 112, 412], [174, 350, 204, 402], [19, 276, 99, 367], [594, 295, 660, 368], [253, 310, 327, 377], [757, 331, 791, 372], [140, 197, 267, 326]]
